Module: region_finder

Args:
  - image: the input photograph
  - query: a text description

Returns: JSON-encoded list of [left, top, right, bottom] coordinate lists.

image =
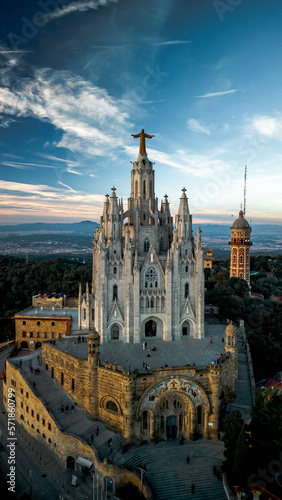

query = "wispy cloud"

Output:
[[57, 181, 77, 192], [157, 40, 192, 46], [123, 145, 230, 178], [187, 118, 211, 135], [196, 89, 238, 98], [0, 67, 130, 158], [1, 161, 59, 170], [0, 180, 106, 223], [38, 0, 117, 23]]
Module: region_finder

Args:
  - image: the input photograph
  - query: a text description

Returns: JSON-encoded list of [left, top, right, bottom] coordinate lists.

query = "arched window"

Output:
[[240, 255, 243, 263], [143, 180, 146, 199], [160, 237, 164, 252], [107, 400, 118, 413], [113, 266, 117, 275], [144, 238, 150, 252], [83, 308, 86, 320], [61, 372, 64, 386], [113, 285, 118, 301], [71, 379, 75, 392], [150, 298, 154, 308], [233, 255, 236, 263], [143, 213, 146, 221], [135, 180, 138, 196], [185, 265, 188, 273], [240, 273, 243, 279], [185, 283, 189, 298], [146, 298, 149, 309], [155, 281, 158, 288]]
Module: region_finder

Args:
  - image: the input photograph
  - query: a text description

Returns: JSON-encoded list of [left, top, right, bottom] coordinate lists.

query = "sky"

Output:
[[0, 0, 282, 226]]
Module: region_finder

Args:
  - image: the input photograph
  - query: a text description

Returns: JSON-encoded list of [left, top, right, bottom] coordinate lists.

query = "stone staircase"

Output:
[[116, 439, 227, 500], [20, 360, 122, 462]]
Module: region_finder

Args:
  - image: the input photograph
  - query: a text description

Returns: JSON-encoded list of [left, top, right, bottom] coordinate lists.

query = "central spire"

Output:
[[131, 128, 155, 155]]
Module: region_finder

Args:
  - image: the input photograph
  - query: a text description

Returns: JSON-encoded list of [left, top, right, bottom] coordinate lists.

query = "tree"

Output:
[[233, 424, 249, 485], [222, 409, 244, 481]]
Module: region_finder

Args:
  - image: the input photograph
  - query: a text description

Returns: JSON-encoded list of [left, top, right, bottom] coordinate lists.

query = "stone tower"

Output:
[[229, 209, 252, 286], [84, 129, 205, 343]]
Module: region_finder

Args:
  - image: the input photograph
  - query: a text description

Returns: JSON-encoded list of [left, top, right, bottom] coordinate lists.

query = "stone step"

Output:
[[117, 440, 227, 500]]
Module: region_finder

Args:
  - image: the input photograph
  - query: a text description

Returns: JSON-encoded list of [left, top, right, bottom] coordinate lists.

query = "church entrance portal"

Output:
[[166, 415, 177, 438], [145, 319, 156, 337], [182, 321, 190, 336]]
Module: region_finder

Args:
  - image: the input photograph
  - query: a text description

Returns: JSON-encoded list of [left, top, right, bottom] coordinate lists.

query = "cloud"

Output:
[[57, 181, 77, 192], [38, 0, 117, 23], [187, 118, 210, 135], [0, 67, 130, 158], [196, 89, 238, 98], [1, 161, 59, 170], [123, 145, 231, 178], [157, 40, 192, 46], [252, 115, 282, 138], [0, 180, 106, 223]]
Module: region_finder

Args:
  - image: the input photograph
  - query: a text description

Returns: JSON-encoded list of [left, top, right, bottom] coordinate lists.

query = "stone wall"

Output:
[[3, 360, 153, 500]]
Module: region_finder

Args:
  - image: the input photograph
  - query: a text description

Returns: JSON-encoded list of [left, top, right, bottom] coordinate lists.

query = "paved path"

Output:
[[16, 354, 122, 462], [226, 329, 253, 422], [116, 439, 227, 500]]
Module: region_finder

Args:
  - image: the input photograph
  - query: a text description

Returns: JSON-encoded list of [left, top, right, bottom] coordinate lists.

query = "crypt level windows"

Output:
[[145, 267, 158, 289]]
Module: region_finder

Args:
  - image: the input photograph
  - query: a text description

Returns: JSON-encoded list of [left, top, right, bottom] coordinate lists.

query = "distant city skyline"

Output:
[[0, 0, 282, 225]]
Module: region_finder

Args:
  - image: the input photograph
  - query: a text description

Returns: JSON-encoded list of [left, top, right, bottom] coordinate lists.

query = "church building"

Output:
[[79, 129, 204, 343]]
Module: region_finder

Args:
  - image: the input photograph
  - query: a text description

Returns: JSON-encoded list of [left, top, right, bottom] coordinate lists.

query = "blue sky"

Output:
[[0, 0, 282, 225]]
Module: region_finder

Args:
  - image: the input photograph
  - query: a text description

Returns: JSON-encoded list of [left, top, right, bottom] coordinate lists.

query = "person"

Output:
[[61, 405, 65, 414], [147, 353, 150, 358], [210, 336, 212, 344], [144, 341, 147, 349], [96, 426, 99, 436], [143, 342, 145, 350], [152, 346, 156, 351], [179, 435, 184, 445], [191, 483, 195, 494], [222, 336, 224, 342], [91, 434, 94, 442], [65, 405, 69, 414], [187, 456, 190, 466]]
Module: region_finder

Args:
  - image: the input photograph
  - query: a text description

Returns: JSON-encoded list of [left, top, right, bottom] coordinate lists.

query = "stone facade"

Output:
[[229, 210, 252, 285], [14, 310, 71, 350], [80, 138, 204, 343], [40, 325, 237, 442]]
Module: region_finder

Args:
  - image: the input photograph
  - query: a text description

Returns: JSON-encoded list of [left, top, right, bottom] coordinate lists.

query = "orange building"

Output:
[[229, 210, 252, 286]]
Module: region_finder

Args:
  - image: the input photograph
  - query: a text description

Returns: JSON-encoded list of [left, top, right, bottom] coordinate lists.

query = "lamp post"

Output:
[[29, 470, 32, 498], [137, 466, 147, 493]]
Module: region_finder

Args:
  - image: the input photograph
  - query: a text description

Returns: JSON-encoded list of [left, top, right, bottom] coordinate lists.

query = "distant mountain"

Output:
[[0, 220, 98, 235], [0, 220, 281, 239]]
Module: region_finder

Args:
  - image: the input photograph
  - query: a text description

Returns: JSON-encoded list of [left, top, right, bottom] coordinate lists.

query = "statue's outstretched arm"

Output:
[[131, 133, 141, 138], [144, 134, 155, 139]]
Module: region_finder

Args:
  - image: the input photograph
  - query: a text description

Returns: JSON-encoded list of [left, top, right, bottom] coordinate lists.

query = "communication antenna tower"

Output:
[[243, 165, 247, 216]]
